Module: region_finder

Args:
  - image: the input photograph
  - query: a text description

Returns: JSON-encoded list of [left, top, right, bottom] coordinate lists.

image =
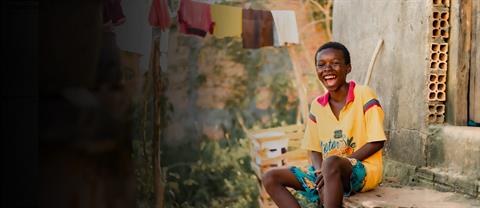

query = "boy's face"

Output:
[[315, 48, 351, 92]]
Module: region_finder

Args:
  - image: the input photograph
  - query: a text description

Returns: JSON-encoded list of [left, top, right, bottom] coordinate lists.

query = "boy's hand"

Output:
[[314, 170, 324, 190]]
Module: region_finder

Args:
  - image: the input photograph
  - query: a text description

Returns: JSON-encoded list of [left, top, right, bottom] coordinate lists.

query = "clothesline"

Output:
[[149, 0, 310, 122], [150, 0, 300, 48]]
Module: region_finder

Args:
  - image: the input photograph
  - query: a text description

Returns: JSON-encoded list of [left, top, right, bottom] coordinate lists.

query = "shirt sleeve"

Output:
[[301, 106, 322, 152], [363, 87, 387, 142]]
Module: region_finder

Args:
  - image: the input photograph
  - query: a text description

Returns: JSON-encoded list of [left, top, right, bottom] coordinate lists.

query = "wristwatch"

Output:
[[345, 157, 358, 166]]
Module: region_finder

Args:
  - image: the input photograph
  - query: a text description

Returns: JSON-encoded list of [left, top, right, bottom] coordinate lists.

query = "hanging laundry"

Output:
[[211, 4, 242, 38], [272, 10, 300, 46], [149, 0, 171, 31], [177, 0, 213, 37], [242, 9, 274, 49], [103, 0, 126, 28]]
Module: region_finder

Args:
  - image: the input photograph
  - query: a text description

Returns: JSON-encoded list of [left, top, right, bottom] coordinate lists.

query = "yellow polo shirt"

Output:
[[301, 81, 386, 192]]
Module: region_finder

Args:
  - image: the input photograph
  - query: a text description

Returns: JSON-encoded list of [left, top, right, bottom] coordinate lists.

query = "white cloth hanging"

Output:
[[272, 10, 300, 47]]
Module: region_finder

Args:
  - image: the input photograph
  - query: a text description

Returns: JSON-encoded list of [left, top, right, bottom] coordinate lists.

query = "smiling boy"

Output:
[[262, 42, 387, 208]]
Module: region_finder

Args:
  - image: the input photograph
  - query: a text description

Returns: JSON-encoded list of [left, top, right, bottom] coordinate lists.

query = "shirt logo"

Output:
[[320, 130, 357, 157], [334, 129, 343, 139]]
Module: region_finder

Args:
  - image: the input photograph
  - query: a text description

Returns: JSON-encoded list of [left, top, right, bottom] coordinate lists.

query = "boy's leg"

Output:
[[321, 156, 353, 208], [262, 167, 304, 208]]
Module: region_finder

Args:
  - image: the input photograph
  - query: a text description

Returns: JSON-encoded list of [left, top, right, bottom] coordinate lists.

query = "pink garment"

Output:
[[177, 0, 213, 37], [149, 0, 171, 30], [103, 0, 126, 26]]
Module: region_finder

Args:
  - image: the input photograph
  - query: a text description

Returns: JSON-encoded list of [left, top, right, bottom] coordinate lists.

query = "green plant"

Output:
[[162, 138, 259, 208]]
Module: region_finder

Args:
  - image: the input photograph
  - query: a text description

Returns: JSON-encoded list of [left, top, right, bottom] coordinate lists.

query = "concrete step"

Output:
[[344, 183, 480, 208], [427, 126, 480, 179]]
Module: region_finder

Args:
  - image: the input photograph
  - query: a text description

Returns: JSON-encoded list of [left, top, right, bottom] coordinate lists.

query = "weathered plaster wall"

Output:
[[332, 0, 430, 166], [332, 0, 480, 198]]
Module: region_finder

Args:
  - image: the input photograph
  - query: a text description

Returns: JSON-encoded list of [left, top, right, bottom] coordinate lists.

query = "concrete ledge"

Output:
[[416, 167, 479, 198], [423, 125, 480, 197], [384, 158, 479, 198], [383, 158, 417, 185], [344, 183, 480, 208], [428, 125, 480, 176]]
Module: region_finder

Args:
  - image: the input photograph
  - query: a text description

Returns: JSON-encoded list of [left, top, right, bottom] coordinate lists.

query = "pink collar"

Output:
[[317, 81, 356, 107]]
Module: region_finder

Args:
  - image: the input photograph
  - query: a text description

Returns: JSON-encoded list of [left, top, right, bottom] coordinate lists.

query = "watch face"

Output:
[[347, 157, 357, 166], [334, 129, 343, 139]]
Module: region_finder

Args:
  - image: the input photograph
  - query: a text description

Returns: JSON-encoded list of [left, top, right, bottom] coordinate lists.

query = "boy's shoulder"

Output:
[[353, 84, 375, 94], [309, 82, 380, 111], [353, 84, 379, 102]]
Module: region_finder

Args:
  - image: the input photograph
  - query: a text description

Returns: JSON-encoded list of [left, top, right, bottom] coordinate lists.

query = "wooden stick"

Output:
[[364, 39, 384, 86], [235, 112, 249, 134], [287, 45, 309, 123]]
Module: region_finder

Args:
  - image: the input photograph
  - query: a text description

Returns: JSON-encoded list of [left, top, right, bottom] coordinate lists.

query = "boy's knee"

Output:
[[262, 169, 278, 188], [321, 155, 342, 175]]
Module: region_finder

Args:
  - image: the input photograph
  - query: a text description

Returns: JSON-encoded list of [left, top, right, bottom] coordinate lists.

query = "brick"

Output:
[[427, 113, 437, 123], [439, 52, 448, 62], [454, 179, 477, 197], [433, 28, 441, 38], [433, 172, 452, 185], [417, 177, 435, 189], [438, 61, 447, 70], [433, 0, 450, 7], [436, 114, 445, 123], [416, 168, 434, 181], [434, 182, 454, 192], [440, 29, 449, 38], [435, 103, 445, 114], [431, 52, 440, 61], [436, 91, 446, 101]]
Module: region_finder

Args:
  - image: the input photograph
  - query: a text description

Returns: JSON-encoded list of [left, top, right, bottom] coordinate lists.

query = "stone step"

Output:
[[344, 183, 480, 208]]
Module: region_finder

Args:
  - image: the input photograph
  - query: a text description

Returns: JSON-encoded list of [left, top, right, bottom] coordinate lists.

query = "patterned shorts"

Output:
[[289, 158, 366, 203]]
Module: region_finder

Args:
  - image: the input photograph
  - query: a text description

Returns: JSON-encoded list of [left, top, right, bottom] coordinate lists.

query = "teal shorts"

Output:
[[289, 159, 366, 203]]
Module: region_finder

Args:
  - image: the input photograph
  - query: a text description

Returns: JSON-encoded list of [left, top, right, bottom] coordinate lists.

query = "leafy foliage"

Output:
[[131, 0, 330, 207], [162, 138, 259, 208]]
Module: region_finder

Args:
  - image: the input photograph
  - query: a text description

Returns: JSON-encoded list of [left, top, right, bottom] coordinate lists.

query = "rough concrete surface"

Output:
[[428, 126, 480, 178], [332, 0, 430, 166], [345, 184, 480, 208]]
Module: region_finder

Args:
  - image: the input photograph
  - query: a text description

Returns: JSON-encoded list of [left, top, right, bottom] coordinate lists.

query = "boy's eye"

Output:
[[316, 64, 326, 70]]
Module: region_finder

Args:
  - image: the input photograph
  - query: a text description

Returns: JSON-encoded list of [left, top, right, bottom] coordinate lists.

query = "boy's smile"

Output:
[[315, 48, 351, 92]]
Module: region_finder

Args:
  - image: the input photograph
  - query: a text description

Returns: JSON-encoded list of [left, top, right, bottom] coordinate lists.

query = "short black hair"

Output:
[[314, 41, 351, 65]]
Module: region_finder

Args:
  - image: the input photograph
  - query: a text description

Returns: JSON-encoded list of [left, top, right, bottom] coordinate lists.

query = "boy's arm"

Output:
[[310, 151, 324, 189], [348, 140, 384, 161], [355, 86, 387, 161], [309, 151, 323, 170]]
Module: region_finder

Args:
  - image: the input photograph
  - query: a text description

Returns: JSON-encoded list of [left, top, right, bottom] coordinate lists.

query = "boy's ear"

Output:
[[346, 64, 352, 74]]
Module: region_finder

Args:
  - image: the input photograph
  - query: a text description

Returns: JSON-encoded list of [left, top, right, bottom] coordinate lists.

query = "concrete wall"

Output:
[[332, 0, 430, 166], [332, 0, 480, 197]]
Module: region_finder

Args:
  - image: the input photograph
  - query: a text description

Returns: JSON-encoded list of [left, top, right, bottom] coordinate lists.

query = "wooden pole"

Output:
[[150, 38, 165, 208], [287, 46, 309, 123], [364, 39, 384, 86]]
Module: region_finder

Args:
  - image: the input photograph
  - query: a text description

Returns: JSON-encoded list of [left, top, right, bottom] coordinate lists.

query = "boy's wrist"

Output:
[[344, 156, 358, 166]]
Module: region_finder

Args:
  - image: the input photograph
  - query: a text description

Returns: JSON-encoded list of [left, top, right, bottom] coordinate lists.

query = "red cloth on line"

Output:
[[177, 0, 213, 37], [242, 9, 274, 48], [103, 0, 126, 26], [149, 0, 171, 30]]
